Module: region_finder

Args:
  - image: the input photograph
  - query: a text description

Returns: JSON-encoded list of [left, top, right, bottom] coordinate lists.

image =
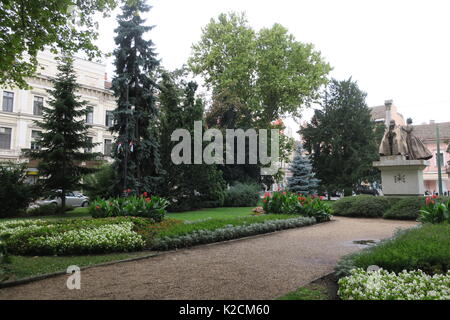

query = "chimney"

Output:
[[384, 99, 393, 128]]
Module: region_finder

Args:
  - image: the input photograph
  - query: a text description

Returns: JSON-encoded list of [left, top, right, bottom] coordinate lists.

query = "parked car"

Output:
[[36, 191, 89, 208]]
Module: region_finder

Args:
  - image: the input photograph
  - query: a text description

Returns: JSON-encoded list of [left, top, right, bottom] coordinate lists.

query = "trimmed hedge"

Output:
[[151, 216, 316, 250], [224, 183, 260, 207], [383, 197, 426, 220], [331, 195, 392, 218]]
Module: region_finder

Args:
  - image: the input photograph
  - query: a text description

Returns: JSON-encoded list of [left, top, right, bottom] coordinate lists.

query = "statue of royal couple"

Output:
[[379, 119, 433, 160]]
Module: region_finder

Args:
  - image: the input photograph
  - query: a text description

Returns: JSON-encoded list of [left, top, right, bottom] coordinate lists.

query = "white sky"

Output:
[[95, 0, 450, 135]]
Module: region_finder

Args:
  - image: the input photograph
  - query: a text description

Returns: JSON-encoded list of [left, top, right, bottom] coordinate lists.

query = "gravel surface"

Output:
[[0, 217, 416, 300]]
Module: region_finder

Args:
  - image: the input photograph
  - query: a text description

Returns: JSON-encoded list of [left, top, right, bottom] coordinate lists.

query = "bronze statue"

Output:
[[379, 119, 433, 160]]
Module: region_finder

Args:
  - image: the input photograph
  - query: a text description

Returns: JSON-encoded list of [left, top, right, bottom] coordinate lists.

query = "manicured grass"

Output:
[[156, 214, 298, 238], [2, 251, 152, 281], [277, 285, 328, 300], [166, 207, 254, 221], [344, 224, 450, 274]]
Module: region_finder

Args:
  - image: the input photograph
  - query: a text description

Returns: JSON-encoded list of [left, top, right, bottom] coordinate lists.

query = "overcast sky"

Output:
[[95, 0, 450, 132]]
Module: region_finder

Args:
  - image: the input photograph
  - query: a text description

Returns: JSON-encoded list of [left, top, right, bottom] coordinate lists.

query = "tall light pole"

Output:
[[436, 123, 444, 196]]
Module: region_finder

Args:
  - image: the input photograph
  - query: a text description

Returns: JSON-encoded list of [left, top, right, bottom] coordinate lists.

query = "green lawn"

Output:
[[166, 207, 254, 221]]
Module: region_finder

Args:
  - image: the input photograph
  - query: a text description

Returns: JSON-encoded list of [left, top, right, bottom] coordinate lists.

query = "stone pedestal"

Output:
[[373, 156, 429, 196]]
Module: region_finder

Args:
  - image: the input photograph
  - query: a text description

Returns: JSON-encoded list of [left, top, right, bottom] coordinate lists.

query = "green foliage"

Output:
[[419, 197, 450, 224], [332, 195, 391, 218], [224, 183, 260, 207], [287, 144, 320, 194], [383, 197, 426, 220], [339, 269, 450, 300], [111, 0, 163, 195], [337, 224, 450, 275], [83, 165, 117, 199], [90, 194, 168, 222], [301, 78, 379, 196], [189, 12, 330, 127], [151, 217, 316, 251], [158, 71, 226, 211], [24, 55, 99, 212], [263, 192, 332, 222], [0, 0, 118, 89], [0, 163, 39, 218]]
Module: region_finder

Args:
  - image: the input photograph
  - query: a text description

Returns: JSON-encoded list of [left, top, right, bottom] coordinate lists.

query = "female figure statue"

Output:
[[401, 118, 433, 160]]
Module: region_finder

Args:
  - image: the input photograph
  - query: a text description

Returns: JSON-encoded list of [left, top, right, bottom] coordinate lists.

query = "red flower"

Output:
[[145, 197, 151, 203], [432, 194, 438, 199], [425, 197, 431, 206], [263, 199, 267, 203], [95, 205, 100, 210], [143, 192, 148, 197], [320, 196, 325, 200]]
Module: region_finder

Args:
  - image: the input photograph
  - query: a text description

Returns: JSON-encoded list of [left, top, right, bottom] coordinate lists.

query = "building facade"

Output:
[[0, 51, 116, 180], [370, 100, 450, 194]]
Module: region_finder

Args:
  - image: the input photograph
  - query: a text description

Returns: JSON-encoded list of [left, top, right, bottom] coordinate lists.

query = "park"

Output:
[[0, 0, 449, 304]]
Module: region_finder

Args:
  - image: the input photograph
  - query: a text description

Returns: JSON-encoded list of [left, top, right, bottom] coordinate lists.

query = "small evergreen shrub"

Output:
[[224, 183, 260, 207], [26, 204, 72, 217], [83, 165, 117, 200], [286, 144, 320, 194]]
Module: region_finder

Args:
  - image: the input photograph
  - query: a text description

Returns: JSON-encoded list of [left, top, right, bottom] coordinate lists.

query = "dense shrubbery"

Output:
[[89, 194, 168, 222], [419, 196, 450, 224], [339, 268, 450, 300], [83, 165, 117, 200], [151, 217, 316, 250], [262, 192, 332, 222], [224, 183, 260, 207], [383, 197, 425, 220], [0, 163, 39, 218], [335, 224, 450, 276], [0, 217, 148, 255], [331, 195, 391, 218], [26, 204, 72, 217]]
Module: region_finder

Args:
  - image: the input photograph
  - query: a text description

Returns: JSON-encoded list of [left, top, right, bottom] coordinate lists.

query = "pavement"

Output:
[[0, 216, 417, 300]]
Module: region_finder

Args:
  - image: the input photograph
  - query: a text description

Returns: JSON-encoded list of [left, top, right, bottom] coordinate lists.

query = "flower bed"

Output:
[[151, 216, 316, 250], [338, 268, 450, 300], [262, 192, 332, 222], [89, 194, 169, 222], [0, 217, 148, 255]]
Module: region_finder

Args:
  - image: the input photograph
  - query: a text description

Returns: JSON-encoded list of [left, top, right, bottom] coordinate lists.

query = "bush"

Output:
[[263, 192, 332, 222], [89, 194, 168, 222], [83, 165, 117, 200], [0, 217, 149, 255], [0, 163, 39, 218], [383, 197, 426, 220], [338, 268, 450, 300], [336, 224, 450, 276], [331, 195, 393, 218], [151, 217, 316, 250], [224, 183, 260, 207]]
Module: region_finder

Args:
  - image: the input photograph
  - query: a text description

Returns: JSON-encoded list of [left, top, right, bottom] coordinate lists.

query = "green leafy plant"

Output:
[[418, 196, 450, 224], [331, 195, 393, 218], [224, 183, 260, 207], [262, 192, 332, 222], [89, 193, 169, 222]]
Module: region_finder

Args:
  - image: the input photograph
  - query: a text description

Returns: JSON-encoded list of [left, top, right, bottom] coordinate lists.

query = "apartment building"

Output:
[[0, 51, 116, 180]]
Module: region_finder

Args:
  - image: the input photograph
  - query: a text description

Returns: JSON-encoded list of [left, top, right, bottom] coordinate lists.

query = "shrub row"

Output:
[[224, 183, 260, 207], [338, 268, 450, 300], [151, 217, 316, 251], [331, 195, 450, 220]]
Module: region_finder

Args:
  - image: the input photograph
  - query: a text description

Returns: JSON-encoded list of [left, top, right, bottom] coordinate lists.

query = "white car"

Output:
[[36, 191, 90, 208]]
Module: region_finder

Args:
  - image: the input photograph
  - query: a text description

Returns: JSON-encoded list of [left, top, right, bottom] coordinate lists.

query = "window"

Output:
[[2, 91, 14, 112], [33, 96, 44, 116], [436, 152, 444, 167], [31, 130, 41, 150], [105, 111, 114, 127], [86, 107, 94, 124], [104, 139, 112, 156], [85, 137, 93, 153], [0, 127, 12, 149]]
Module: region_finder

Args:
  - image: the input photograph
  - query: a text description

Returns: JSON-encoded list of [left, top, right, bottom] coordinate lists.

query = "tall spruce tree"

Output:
[[287, 143, 320, 194], [26, 55, 98, 212], [301, 78, 378, 196], [111, 0, 162, 195]]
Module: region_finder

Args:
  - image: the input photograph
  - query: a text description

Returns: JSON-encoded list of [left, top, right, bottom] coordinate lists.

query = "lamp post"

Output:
[[436, 123, 444, 196]]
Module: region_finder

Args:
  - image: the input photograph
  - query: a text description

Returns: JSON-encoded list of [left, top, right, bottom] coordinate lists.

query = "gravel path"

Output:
[[0, 217, 416, 300]]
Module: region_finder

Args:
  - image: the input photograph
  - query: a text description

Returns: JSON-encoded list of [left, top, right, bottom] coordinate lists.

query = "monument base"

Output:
[[373, 156, 429, 196]]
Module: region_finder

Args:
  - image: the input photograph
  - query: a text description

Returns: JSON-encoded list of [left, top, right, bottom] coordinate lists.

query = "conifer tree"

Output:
[[111, 0, 162, 195], [26, 55, 98, 212], [287, 144, 320, 194]]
